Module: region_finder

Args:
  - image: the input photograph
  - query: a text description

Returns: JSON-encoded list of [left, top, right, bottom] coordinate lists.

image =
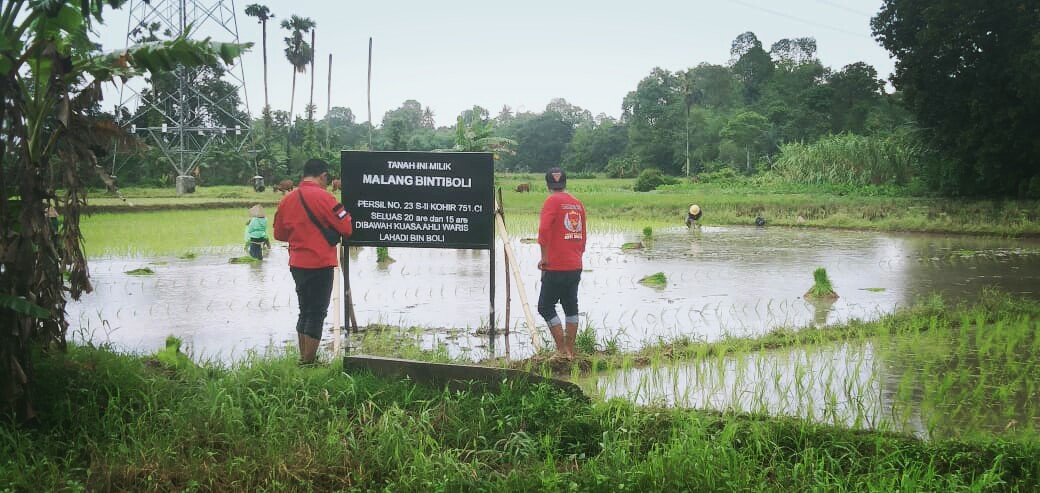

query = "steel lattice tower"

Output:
[[113, 0, 252, 186]]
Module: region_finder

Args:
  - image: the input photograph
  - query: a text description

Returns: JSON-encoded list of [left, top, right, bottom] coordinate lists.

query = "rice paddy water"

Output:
[[67, 224, 1040, 439]]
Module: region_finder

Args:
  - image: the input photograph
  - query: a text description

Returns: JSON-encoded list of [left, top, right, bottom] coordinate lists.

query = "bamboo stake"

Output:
[[332, 243, 342, 357], [498, 188, 510, 337], [366, 37, 373, 148], [494, 195, 541, 350]]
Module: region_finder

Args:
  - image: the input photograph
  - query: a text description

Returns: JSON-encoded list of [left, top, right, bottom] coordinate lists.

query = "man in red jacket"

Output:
[[274, 159, 353, 364], [537, 167, 587, 358]]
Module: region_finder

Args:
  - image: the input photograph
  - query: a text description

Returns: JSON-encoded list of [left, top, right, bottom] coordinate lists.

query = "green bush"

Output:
[[697, 167, 740, 184], [606, 156, 639, 178], [633, 168, 677, 192]]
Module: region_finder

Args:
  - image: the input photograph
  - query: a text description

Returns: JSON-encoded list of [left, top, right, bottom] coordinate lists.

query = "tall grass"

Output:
[[773, 132, 922, 187]]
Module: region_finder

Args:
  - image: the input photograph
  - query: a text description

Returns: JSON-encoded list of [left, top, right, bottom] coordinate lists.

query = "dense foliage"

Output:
[[872, 0, 1040, 196], [0, 0, 247, 419]]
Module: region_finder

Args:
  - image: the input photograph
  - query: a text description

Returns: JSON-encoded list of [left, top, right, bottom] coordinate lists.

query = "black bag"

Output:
[[299, 191, 342, 246]]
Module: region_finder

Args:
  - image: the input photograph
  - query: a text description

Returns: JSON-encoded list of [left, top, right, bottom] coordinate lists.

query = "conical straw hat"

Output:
[[249, 204, 265, 218], [689, 204, 701, 215]]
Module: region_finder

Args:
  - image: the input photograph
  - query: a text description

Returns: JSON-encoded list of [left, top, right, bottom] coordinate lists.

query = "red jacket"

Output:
[[538, 191, 586, 271], [273, 181, 353, 268]]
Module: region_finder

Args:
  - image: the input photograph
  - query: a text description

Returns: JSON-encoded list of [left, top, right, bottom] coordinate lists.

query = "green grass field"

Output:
[[80, 176, 1040, 256]]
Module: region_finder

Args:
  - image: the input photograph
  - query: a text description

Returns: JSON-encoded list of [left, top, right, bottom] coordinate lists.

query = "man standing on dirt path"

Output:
[[274, 159, 353, 365], [537, 167, 587, 358]]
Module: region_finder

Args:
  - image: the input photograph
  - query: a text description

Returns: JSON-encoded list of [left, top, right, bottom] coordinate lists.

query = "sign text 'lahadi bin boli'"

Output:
[[341, 151, 494, 250]]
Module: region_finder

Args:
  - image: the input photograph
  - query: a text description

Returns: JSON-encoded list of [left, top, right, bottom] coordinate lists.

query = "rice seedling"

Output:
[[804, 267, 838, 300], [638, 272, 667, 289], [575, 325, 597, 355], [643, 226, 653, 238], [124, 267, 154, 276], [376, 246, 395, 264], [228, 256, 259, 264]]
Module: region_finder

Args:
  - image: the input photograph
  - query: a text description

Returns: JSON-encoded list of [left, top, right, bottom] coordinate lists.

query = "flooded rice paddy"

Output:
[[578, 335, 1037, 440], [70, 225, 1040, 359], [68, 225, 1040, 437]]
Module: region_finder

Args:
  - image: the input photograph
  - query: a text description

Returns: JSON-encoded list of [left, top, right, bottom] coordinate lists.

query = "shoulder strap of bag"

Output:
[[298, 189, 330, 233]]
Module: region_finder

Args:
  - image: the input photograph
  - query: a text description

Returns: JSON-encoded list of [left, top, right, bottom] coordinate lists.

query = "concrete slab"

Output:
[[342, 354, 587, 400]]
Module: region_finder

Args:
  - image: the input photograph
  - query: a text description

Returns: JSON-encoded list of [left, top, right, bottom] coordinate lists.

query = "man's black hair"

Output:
[[302, 158, 330, 178]]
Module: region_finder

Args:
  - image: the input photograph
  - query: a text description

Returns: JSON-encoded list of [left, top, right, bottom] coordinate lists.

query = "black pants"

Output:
[[537, 269, 581, 326], [248, 239, 266, 260], [290, 266, 334, 339]]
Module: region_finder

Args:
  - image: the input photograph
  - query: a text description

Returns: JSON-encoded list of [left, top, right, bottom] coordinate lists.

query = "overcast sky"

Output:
[[93, 0, 895, 128]]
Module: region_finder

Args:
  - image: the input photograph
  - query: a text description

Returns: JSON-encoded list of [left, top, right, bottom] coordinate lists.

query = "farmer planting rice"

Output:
[[244, 204, 271, 260], [685, 204, 702, 228]]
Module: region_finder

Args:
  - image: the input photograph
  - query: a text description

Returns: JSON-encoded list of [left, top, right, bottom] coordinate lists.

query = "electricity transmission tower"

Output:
[[113, 0, 252, 192]]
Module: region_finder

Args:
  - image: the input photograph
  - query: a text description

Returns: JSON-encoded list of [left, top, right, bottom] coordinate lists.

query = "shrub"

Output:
[[633, 168, 677, 192], [697, 167, 740, 184], [606, 156, 638, 178]]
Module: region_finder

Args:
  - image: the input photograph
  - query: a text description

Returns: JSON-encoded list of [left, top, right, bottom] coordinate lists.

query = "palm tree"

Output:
[[681, 73, 703, 177], [440, 116, 517, 159], [244, 4, 274, 112], [308, 27, 317, 117], [281, 15, 315, 122]]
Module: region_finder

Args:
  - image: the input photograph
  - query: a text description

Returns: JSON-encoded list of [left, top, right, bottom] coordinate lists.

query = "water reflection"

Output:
[[68, 227, 1040, 362], [581, 334, 1036, 441]]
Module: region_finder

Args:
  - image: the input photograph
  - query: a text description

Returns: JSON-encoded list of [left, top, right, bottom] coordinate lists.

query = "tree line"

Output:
[[96, 2, 1040, 197]]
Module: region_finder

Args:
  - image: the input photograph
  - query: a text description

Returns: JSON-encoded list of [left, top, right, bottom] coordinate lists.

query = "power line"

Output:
[[729, 0, 871, 38], [814, 0, 875, 17]]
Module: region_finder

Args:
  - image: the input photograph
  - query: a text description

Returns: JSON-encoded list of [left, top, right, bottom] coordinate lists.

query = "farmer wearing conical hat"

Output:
[[244, 204, 271, 260], [685, 204, 702, 228]]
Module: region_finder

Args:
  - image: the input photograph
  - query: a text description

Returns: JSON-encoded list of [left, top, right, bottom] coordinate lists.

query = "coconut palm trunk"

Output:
[[244, 5, 273, 115], [309, 29, 316, 113], [262, 17, 269, 109], [289, 72, 297, 121]]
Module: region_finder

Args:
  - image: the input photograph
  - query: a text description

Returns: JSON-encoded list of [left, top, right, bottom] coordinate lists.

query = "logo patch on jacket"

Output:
[[333, 203, 348, 219]]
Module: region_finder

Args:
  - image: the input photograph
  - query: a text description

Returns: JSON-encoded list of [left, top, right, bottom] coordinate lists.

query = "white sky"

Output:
[[92, 0, 895, 128]]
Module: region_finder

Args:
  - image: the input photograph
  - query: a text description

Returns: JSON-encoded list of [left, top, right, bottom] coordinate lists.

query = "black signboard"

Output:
[[341, 151, 495, 250]]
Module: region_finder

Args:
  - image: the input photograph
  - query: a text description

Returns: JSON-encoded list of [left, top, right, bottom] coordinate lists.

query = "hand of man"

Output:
[[538, 258, 548, 270]]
